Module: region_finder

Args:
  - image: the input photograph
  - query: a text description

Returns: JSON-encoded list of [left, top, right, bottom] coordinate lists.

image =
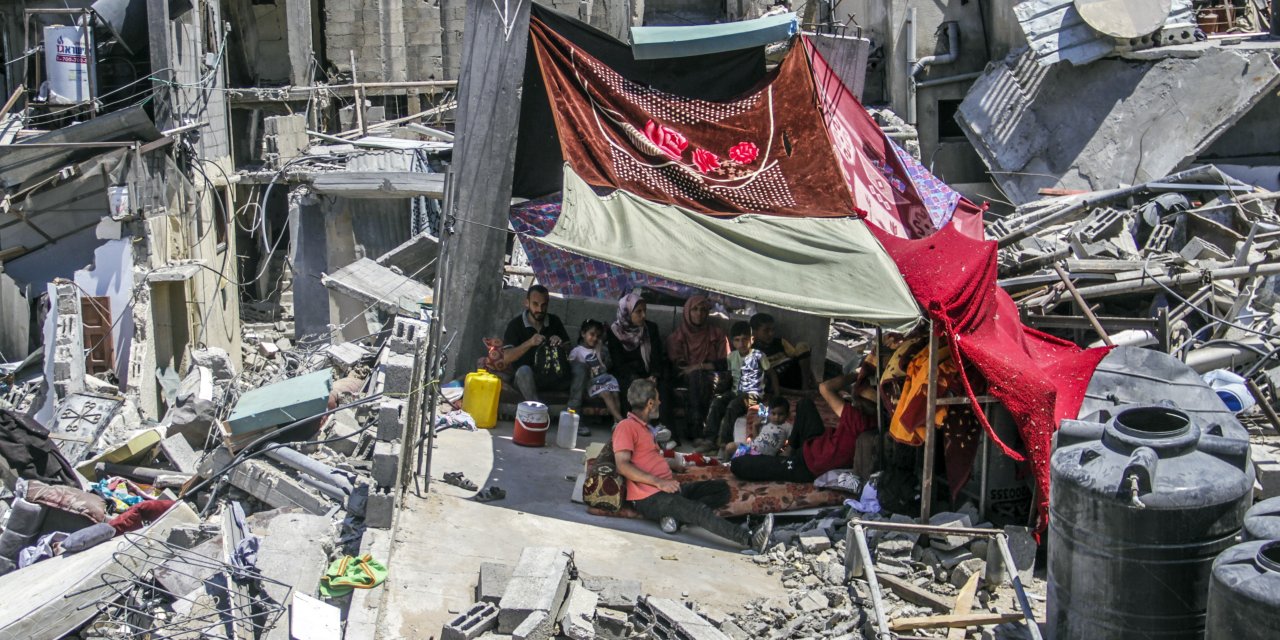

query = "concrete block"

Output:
[[382, 353, 416, 395], [366, 487, 395, 529], [200, 447, 331, 515], [511, 610, 552, 640], [327, 408, 363, 456], [926, 512, 973, 551], [327, 341, 369, 368], [476, 562, 513, 604], [557, 583, 598, 640], [159, 433, 200, 474], [377, 399, 405, 441], [949, 557, 986, 589], [595, 607, 630, 637], [497, 547, 572, 633], [579, 575, 641, 611], [798, 531, 831, 553], [936, 546, 977, 571], [389, 316, 431, 355], [442, 601, 500, 640], [372, 440, 401, 487], [1002, 525, 1037, 583], [638, 597, 731, 640]]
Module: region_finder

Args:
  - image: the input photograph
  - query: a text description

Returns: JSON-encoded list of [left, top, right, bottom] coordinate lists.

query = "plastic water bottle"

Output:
[[555, 409, 579, 449]]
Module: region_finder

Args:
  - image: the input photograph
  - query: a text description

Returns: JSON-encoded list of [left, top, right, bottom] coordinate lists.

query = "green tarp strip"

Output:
[[629, 12, 798, 60], [539, 166, 922, 326]]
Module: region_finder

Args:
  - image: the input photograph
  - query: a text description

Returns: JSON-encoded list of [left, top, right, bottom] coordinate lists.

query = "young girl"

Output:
[[570, 320, 624, 425]]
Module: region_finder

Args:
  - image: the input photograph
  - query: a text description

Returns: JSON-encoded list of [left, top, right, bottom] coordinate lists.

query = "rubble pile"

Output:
[[996, 166, 1280, 418]]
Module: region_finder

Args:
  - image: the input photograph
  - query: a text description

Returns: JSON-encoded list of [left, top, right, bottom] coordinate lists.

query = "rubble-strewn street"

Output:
[[0, 0, 1278, 639]]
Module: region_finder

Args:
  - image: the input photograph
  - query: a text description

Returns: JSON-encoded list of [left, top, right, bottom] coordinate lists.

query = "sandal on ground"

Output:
[[443, 472, 478, 491], [473, 486, 506, 502]]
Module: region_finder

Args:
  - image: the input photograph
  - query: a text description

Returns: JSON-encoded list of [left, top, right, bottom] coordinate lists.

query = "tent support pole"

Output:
[[921, 322, 939, 522], [875, 326, 884, 432]]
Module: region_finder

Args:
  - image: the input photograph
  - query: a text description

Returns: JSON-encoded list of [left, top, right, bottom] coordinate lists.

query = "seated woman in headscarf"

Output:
[[606, 292, 676, 444], [665, 295, 729, 453]]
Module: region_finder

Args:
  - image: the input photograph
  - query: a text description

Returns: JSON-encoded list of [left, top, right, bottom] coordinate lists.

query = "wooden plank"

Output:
[[921, 327, 939, 521], [878, 574, 953, 613], [81, 295, 114, 375], [947, 572, 982, 640], [890, 612, 1024, 632], [440, 0, 533, 379]]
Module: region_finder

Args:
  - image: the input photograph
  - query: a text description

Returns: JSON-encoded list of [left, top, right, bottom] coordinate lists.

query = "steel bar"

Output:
[[1053, 263, 1114, 346], [996, 533, 1044, 640], [849, 518, 1004, 537], [1023, 262, 1280, 308], [921, 325, 939, 522], [1246, 378, 1280, 435], [853, 524, 892, 639]]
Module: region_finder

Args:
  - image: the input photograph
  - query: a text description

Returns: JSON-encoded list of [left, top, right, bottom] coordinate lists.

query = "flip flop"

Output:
[[443, 472, 478, 491], [473, 486, 506, 502]]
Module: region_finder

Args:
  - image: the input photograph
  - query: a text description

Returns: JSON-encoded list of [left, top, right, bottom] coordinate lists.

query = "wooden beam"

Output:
[[890, 612, 1024, 632], [946, 572, 982, 640], [878, 574, 953, 613], [441, 0, 532, 378]]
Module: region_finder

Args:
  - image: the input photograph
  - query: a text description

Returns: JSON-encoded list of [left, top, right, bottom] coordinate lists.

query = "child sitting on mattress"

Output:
[[723, 395, 793, 460]]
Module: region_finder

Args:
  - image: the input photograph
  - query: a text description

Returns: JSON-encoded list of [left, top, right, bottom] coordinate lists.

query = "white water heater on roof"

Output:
[[44, 25, 93, 105]]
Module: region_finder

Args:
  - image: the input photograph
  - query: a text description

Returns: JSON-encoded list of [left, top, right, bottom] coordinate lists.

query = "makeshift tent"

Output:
[[514, 8, 1109, 528]]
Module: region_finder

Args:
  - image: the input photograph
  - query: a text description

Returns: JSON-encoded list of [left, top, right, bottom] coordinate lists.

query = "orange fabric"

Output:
[[611, 414, 671, 502], [889, 345, 957, 445]]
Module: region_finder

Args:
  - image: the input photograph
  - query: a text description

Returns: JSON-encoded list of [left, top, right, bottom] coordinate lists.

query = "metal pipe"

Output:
[[850, 518, 1006, 538], [1053, 263, 1114, 346], [1184, 344, 1263, 373], [262, 447, 354, 495], [1022, 261, 1280, 308], [853, 524, 893, 639], [911, 22, 960, 76], [907, 20, 960, 124], [921, 325, 939, 522], [906, 7, 917, 125], [1088, 329, 1156, 349], [914, 70, 982, 89]]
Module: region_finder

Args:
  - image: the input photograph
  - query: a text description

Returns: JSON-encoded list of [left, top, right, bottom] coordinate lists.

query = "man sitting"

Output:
[[501, 285, 586, 409], [614, 378, 773, 552]]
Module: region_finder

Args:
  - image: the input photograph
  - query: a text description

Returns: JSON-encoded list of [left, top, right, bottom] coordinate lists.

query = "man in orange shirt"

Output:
[[614, 379, 773, 552]]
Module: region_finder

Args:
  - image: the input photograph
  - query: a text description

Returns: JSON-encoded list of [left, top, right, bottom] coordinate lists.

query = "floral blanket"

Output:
[[586, 464, 848, 519]]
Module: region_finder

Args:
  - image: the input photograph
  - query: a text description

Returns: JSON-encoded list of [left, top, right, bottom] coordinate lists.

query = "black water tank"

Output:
[[1244, 496, 1280, 541], [1047, 405, 1254, 639], [1205, 540, 1280, 639]]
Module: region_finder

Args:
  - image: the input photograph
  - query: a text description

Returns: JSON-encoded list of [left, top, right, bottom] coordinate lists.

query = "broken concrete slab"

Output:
[[290, 592, 341, 640], [198, 447, 333, 516], [377, 233, 440, 285], [247, 510, 332, 640], [958, 47, 1280, 204], [322, 258, 433, 317], [511, 609, 552, 640], [1014, 0, 1195, 66], [637, 596, 731, 640], [557, 582, 598, 640], [927, 512, 973, 551], [476, 562, 514, 604], [496, 547, 573, 634], [159, 433, 200, 474], [579, 575, 642, 611]]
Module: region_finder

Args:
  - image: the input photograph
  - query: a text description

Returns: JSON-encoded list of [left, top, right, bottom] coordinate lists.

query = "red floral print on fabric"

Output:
[[728, 141, 759, 164], [692, 148, 720, 173], [643, 120, 688, 160]]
